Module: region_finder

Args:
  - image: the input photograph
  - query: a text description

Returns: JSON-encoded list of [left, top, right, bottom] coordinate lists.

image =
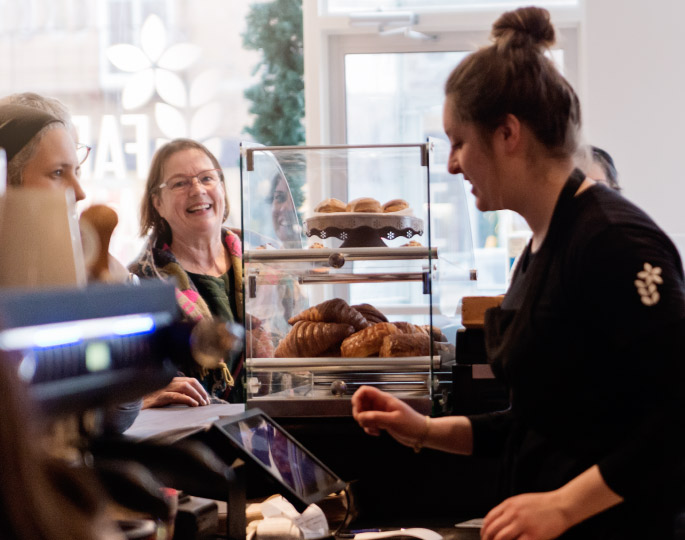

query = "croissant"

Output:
[[340, 322, 399, 357], [352, 303, 388, 325], [379, 333, 431, 357], [274, 321, 354, 358], [393, 321, 424, 334], [420, 325, 447, 343], [288, 298, 370, 331]]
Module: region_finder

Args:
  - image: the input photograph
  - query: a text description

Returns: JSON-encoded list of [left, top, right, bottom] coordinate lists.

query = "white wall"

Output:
[[305, 1, 685, 251], [582, 0, 685, 250]]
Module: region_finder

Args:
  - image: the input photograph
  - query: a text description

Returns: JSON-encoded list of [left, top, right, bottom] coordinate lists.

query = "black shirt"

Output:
[[471, 173, 685, 538]]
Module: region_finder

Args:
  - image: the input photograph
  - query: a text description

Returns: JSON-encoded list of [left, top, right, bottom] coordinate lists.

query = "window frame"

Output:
[[303, 2, 580, 203], [303, 3, 580, 297]]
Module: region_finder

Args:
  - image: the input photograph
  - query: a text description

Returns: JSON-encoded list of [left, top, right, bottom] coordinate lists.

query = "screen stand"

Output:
[[226, 458, 247, 540], [90, 437, 249, 540]]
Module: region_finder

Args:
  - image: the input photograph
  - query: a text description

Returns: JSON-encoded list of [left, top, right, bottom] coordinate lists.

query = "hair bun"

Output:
[[491, 6, 555, 49]]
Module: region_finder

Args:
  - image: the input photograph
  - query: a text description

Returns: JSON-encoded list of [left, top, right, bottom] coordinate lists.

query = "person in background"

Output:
[[352, 6, 684, 539], [586, 145, 620, 191], [0, 98, 212, 417], [270, 172, 302, 248], [130, 138, 273, 405], [0, 101, 146, 434], [0, 102, 86, 200], [0, 91, 89, 162]]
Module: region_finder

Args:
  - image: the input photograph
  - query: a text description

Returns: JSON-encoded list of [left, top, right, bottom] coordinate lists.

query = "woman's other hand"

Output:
[[480, 491, 571, 540], [351, 385, 427, 447], [142, 376, 211, 409], [481, 465, 623, 540]]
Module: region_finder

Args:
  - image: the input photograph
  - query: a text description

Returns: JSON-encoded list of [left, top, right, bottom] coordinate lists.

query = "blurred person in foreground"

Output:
[[351, 6, 684, 539], [130, 138, 273, 406], [0, 344, 123, 539]]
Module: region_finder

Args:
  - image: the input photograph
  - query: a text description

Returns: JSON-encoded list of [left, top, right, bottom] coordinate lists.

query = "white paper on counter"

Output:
[[124, 403, 245, 443]]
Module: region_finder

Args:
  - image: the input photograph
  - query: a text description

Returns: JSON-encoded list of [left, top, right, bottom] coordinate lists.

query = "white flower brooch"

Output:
[[634, 262, 663, 306]]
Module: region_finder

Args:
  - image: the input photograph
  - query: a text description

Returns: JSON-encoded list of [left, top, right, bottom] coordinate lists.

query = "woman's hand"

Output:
[[351, 385, 427, 448], [480, 491, 571, 540], [142, 376, 211, 409], [480, 466, 623, 540]]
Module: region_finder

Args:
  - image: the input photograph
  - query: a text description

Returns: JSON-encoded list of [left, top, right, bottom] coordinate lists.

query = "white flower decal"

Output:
[[106, 15, 223, 153], [634, 262, 663, 306]]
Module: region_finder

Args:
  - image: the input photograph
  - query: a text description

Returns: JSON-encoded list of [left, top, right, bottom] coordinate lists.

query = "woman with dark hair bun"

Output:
[[351, 6, 684, 539]]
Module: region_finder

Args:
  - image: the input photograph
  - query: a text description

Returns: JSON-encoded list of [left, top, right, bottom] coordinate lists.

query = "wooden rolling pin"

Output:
[[79, 204, 119, 282]]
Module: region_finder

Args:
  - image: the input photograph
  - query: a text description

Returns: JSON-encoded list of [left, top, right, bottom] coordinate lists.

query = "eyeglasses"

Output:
[[76, 143, 91, 165], [158, 168, 223, 193]]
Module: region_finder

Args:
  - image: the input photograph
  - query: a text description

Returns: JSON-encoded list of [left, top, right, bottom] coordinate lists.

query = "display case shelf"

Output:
[[246, 356, 441, 371], [244, 246, 437, 263]]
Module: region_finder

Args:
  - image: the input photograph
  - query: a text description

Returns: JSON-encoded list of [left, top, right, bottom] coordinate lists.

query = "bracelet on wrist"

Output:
[[413, 415, 431, 453]]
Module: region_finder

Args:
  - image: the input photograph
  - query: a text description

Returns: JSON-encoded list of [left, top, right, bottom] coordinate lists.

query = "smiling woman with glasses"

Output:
[[157, 168, 223, 193], [131, 138, 273, 406]]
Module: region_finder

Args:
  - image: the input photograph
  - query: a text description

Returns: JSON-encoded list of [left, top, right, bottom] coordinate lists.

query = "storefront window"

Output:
[[0, 0, 263, 265], [307, 1, 577, 299]]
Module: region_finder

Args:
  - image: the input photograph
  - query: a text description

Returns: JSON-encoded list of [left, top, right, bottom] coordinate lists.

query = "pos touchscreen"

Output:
[[211, 409, 347, 510]]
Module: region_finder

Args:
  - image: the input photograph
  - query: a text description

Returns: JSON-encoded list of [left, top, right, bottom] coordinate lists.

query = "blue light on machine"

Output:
[[34, 326, 82, 348], [112, 315, 155, 336], [0, 314, 158, 351]]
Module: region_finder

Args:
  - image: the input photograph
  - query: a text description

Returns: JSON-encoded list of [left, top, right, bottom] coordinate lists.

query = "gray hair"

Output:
[[7, 122, 63, 187], [0, 92, 74, 138]]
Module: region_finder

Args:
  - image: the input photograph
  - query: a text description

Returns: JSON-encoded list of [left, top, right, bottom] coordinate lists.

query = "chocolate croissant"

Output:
[[352, 303, 388, 325], [288, 298, 370, 331], [274, 320, 355, 358], [340, 322, 399, 357]]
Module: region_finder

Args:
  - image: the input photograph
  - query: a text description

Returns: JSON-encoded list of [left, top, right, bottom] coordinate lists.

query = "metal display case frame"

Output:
[[239, 142, 475, 417]]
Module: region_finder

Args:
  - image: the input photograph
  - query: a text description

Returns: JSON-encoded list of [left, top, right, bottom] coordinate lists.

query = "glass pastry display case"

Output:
[[239, 141, 475, 417]]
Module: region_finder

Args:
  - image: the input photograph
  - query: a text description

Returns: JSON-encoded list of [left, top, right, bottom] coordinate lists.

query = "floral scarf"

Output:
[[129, 228, 243, 397]]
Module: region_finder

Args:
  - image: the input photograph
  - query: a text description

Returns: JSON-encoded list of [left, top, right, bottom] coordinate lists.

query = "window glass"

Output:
[[345, 50, 508, 296], [344, 48, 565, 295], [345, 51, 467, 146], [0, 0, 262, 266]]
